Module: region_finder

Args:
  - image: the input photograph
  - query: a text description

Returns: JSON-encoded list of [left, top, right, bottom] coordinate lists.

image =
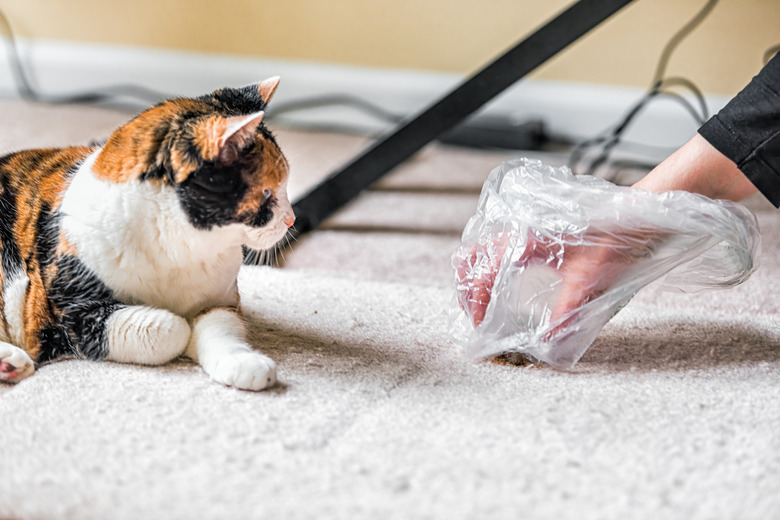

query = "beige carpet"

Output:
[[1, 99, 779, 519]]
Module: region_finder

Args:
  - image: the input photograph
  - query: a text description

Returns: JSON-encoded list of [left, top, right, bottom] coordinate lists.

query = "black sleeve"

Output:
[[698, 52, 780, 207]]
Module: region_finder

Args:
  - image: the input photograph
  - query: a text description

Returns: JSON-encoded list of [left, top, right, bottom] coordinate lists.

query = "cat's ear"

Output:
[[219, 110, 265, 164], [258, 76, 280, 104], [223, 110, 265, 145]]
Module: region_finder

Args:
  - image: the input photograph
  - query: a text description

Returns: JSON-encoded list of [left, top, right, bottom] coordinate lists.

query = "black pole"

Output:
[[290, 0, 636, 236]]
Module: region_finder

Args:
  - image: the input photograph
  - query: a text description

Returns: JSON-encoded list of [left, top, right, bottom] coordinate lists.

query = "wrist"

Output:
[[632, 133, 758, 202]]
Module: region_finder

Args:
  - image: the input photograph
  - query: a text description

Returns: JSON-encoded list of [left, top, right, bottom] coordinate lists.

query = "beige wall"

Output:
[[1, 0, 777, 96]]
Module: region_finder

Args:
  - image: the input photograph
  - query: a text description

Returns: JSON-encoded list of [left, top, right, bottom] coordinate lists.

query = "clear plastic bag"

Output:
[[451, 158, 761, 369]]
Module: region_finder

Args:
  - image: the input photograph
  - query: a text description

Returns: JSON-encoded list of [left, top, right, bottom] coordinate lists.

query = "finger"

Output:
[[468, 278, 494, 327]]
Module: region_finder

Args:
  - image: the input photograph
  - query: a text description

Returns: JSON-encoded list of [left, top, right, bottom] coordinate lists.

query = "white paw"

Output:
[[209, 349, 277, 391], [0, 342, 35, 383], [107, 307, 191, 365]]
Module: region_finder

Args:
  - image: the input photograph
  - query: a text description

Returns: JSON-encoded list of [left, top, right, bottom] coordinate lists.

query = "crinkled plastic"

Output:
[[451, 158, 761, 369]]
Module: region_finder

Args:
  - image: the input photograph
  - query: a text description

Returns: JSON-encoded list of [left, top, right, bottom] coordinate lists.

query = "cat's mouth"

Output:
[[242, 221, 289, 251]]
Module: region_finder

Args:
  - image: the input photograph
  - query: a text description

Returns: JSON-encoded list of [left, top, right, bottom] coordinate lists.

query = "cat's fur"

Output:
[[0, 77, 293, 391]]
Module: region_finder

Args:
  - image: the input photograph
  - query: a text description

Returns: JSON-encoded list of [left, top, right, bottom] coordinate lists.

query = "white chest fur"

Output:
[[60, 151, 248, 318]]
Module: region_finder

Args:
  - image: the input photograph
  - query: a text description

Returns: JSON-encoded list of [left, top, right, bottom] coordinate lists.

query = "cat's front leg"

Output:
[[104, 306, 191, 365], [0, 342, 35, 383], [185, 308, 277, 391]]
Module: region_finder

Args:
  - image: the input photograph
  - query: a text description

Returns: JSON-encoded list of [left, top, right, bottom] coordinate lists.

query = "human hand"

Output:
[[543, 227, 663, 337], [454, 227, 662, 333], [453, 232, 510, 328]]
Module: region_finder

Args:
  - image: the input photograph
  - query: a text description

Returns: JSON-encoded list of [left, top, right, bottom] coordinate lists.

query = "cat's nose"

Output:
[[284, 213, 296, 228]]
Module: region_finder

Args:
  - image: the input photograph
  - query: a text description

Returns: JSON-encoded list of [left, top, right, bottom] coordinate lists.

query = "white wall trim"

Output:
[[0, 38, 730, 158]]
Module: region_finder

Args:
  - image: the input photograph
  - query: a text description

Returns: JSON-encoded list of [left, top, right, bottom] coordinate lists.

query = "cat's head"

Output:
[[94, 76, 294, 251]]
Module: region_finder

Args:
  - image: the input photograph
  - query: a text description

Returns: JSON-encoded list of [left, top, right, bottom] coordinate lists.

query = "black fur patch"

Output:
[[251, 195, 276, 228], [138, 120, 177, 183], [175, 157, 250, 230], [0, 172, 23, 277], [199, 86, 280, 147], [201, 85, 268, 115], [41, 255, 122, 362], [37, 325, 76, 363], [35, 203, 60, 270], [140, 163, 169, 182]]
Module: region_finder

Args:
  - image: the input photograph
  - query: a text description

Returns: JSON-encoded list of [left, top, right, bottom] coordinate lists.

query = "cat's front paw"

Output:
[[0, 343, 35, 384], [209, 350, 277, 391]]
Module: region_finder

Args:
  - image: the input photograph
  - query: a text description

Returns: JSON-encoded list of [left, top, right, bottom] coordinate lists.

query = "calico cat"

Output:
[[0, 76, 294, 391]]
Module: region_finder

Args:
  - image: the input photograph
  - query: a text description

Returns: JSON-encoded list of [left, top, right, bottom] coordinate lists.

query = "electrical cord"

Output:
[[0, 8, 170, 107], [2, 2, 776, 159], [650, 0, 718, 85], [267, 93, 402, 124], [0, 0, 725, 153], [1, 12, 544, 149], [1, 5, 410, 126], [0, 6, 418, 138], [568, 79, 710, 173], [569, 0, 718, 179]]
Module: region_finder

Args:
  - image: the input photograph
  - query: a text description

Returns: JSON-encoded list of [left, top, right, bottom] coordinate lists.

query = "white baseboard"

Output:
[[0, 38, 729, 159]]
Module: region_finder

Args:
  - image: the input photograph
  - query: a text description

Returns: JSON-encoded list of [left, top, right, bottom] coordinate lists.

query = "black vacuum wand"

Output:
[[288, 0, 636, 239]]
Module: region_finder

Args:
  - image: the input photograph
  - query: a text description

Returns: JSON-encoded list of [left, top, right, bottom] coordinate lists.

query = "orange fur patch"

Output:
[[42, 147, 92, 209], [57, 231, 79, 256], [93, 99, 202, 183], [192, 116, 228, 163], [236, 138, 289, 217], [0, 147, 90, 359], [23, 277, 50, 360]]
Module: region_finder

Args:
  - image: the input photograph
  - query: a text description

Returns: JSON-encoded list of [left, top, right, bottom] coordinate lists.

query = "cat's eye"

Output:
[[263, 189, 272, 200]]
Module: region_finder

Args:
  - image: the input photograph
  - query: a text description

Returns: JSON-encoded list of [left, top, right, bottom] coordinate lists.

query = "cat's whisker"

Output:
[[259, 249, 270, 267], [273, 230, 296, 267], [250, 248, 258, 263], [286, 226, 299, 245], [252, 245, 279, 268]]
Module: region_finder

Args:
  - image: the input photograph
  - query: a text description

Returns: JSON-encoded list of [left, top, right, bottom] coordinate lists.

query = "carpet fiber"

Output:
[[0, 100, 778, 519]]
